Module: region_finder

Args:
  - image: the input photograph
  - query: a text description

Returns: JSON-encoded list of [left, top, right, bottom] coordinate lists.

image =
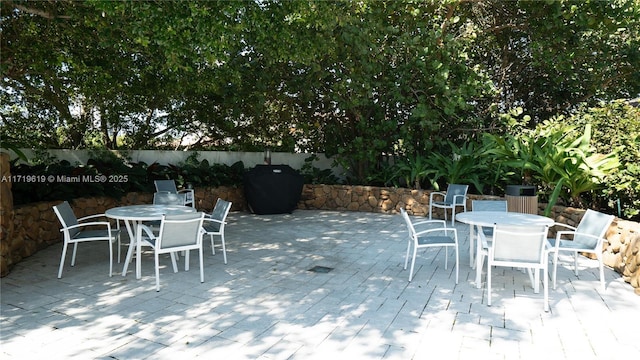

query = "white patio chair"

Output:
[[428, 184, 469, 225], [547, 209, 615, 292], [469, 199, 508, 267], [484, 223, 550, 311], [133, 212, 206, 291], [202, 198, 232, 264], [53, 201, 120, 278], [154, 179, 195, 208], [401, 208, 459, 283]]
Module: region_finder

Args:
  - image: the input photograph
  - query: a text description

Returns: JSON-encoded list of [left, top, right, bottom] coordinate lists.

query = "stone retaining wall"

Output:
[[1, 162, 638, 295]]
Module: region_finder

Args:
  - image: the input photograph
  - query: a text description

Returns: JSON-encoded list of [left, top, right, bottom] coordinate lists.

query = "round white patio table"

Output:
[[106, 204, 196, 278], [456, 211, 554, 288]]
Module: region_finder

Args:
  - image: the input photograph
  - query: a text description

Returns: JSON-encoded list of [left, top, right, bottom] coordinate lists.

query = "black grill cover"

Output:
[[244, 165, 304, 214]]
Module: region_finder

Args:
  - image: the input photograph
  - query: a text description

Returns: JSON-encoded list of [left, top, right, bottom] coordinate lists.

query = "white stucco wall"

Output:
[[12, 149, 337, 173]]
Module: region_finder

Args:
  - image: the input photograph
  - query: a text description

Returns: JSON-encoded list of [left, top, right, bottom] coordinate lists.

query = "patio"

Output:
[[1, 210, 639, 359]]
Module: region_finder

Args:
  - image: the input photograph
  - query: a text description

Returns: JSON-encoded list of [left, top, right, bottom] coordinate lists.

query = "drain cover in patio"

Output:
[[308, 266, 334, 273]]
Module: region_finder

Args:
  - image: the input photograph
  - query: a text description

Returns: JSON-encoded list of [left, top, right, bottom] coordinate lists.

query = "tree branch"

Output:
[[7, 1, 72, 20]]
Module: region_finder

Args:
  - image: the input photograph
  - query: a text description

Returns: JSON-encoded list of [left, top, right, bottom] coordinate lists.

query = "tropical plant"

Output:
[[426, 141, 487, 193], [485, 121, 620, 214], [394, 153, 436, 190], [564, 101, 640, 219], [540, 123, 619, 209], [0, 138, 27, 161]]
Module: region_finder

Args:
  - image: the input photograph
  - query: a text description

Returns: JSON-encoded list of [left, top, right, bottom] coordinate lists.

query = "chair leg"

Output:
[[108, 239, 114, 278], [221, 234, 227, 264], [454, 246, 459, 284], [408, 247, 418, 282], [444, 247, 449, 270], [597, 253, 605, 292], [58, 241, 68, 278], [543, 263, 549, 312], [155, 253, 161, 292], [71, 242, 79, 266], [487, 263, 492, 306], [552, 251, 559, 289], [404, 240, 411, 270], [199, 247, 204, 283], [210, 234, 216, 255]]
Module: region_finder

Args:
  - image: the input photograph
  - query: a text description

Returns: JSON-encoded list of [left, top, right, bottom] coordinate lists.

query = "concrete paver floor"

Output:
[[1, 210, 639, 359]]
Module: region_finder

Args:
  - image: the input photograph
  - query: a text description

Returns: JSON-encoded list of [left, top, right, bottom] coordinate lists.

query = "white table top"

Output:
[[456, 211, 554, 227], [105, 204, 196, 221]]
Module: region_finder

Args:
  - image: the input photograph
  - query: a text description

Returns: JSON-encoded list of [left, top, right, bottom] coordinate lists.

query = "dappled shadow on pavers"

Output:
[[2, 210, 639, 359]]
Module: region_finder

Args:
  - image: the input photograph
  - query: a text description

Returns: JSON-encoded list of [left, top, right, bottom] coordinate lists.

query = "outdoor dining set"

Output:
[[52, 182, 614, 312], [52, 179, 232, 291], [400, 184, 614, 312]]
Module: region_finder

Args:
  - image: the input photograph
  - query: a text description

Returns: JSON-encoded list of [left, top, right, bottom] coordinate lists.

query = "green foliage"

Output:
[[9, 155, 246, 205], [394, 153, 436, 190], [299, 154, 340, 185], [2, 0, 640, 219], [0, 138, 27, 161], [426, 141, 487, 194], [563, 101, 640, 218], [484, 120, 620, 215]]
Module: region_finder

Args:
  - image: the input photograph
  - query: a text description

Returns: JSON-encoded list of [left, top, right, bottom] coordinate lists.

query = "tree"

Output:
[[468, 0, 640, 123], [2, 0, 638, 176]]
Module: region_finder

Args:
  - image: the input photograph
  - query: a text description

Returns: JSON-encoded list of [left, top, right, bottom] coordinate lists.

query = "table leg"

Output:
[[528, 268, 540, 293], [475, 227, 483, 288], [136, 226, 142, 279], [469, 224, 475, 268], [121, 220, 137, 276]]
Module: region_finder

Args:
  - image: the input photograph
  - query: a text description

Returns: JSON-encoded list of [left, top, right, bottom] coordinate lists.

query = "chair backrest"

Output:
[[154, 180, 179, 194], [53, 201, 80, 238], [574, 209, 615, 249], [211, 198, 232, 222], [444, 184, 469, 205], [491, 224, 549, 264], [157, 213, 205, 250], [472, 200, 507, 212], [153, 192, 184, 205]]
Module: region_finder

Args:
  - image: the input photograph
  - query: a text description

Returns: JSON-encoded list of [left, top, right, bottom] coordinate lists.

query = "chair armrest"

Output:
[[552, 222, 576, 232], [429, 191, 446, 202], [479, 229, 491, 250], [136, 224, 157, 244], [555, 230, 602, 244], [452, 194, 467, 205], [177, 189, 194, 203], [413, 219, 447, 227], [77, 213, 108, 222], [414, 227, 455, 237], [60, 221, 112, 232], [203, 216, 226, 225]]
